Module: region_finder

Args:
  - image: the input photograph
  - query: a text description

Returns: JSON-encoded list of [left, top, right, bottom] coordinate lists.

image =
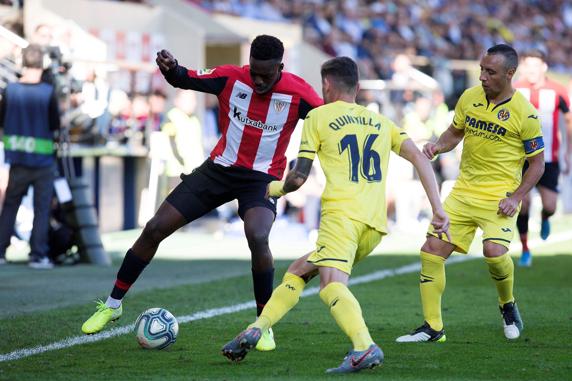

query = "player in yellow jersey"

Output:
[[396, 44, 545, 343], [222, 57, 450, 373]]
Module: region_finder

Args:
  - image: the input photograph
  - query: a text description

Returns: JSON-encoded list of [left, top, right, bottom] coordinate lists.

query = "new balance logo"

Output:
[[236, 92, 248, 99], [501, 228, 512, 232], [473, 103, 484, 107]]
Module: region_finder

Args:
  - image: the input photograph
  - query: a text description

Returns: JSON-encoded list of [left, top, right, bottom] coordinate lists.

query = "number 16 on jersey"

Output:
[[338, 134, 382, 183]]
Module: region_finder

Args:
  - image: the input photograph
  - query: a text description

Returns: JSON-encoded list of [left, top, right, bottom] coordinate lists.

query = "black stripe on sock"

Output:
[[110, 249, 149, 300], [252, 268, 274, 316]]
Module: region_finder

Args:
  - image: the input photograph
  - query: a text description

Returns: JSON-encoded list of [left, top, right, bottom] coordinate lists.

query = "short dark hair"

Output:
[[521, 49, 547, 63], [320, 57, 359, 92], [486, 44, 518, 70], [22, 44, 44, 69], [250, 35, 284, 61]]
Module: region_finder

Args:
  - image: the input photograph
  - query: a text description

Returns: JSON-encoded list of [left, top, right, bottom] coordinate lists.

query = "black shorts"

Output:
[[166, 160, 278, 222], [523, 161, 560, 193]]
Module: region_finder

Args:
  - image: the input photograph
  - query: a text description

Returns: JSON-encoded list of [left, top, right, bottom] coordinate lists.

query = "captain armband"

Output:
[[523, 136, 544, 155]]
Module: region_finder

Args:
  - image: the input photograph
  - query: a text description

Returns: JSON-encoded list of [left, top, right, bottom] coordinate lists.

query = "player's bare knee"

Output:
[[542, 205, 556, 216], [286, 261, 300, 274], [483, 242, 508, 258], [421, 239, 441, 255], [143, 218, 169, 245], [285, 253, 315, 278], [421, 237, 453, 259], [246, 230, 270, 250]]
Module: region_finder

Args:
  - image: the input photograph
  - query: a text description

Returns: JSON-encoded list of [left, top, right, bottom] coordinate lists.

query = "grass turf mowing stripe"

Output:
[[4, 227, 570, 364], [0, 255, 475, 363]]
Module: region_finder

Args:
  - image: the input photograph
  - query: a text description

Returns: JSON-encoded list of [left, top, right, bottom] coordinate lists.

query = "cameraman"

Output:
[[32, 24, 71, 100], [0, 44, 61, 269]]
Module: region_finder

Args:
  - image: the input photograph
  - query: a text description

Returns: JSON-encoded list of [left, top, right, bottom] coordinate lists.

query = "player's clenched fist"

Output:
[[497, 196, 519, 217], [422, 142, 440, 160], [156, 50, 177, 72]]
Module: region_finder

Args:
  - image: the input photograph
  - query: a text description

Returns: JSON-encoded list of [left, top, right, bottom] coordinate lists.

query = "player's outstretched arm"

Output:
[[156, 49, 227, 94], [400, 139, 451, 240], [267, 158, 314, 198], [498, 152, 545, 217], [423, 125, 464, 160]]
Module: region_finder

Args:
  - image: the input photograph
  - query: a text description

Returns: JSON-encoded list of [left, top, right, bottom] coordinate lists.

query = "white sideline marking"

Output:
[[3, 224, 571, 365], [0, 255, 475, 363]]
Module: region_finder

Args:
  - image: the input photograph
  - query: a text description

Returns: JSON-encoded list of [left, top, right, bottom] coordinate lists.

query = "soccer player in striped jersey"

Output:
[[222, 57, 449, 373], [397, 45, 545, 344], [81, 36, 323, 352], [514, 49, 572, 266]]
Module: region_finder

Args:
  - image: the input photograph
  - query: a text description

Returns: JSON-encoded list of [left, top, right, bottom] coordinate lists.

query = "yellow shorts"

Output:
[[307, 212, 384, 275], [428, 192, 518, 254]]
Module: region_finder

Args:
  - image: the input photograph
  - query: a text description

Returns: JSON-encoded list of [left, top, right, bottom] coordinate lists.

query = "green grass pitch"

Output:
[[1, 249, 571, 380]]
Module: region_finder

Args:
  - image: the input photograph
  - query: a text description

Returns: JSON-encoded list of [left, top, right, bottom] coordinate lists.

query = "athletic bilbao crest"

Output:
[[274, 100, 287, 113], [497, 108, 510, 121]]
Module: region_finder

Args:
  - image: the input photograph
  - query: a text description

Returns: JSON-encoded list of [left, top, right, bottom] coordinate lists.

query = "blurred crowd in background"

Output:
[[197, 0, 572, 73], [0, 0, 570, 237]]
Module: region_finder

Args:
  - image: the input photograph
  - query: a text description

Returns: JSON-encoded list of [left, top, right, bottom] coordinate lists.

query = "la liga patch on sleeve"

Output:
[[197, 68, 215, 76]]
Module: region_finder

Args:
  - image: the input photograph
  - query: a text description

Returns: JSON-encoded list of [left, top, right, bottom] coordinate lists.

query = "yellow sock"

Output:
[[319, 282, 373, 351], [419, 251, 446, 331], [249, 272, 305, 331], [485, 254, 514, 305]]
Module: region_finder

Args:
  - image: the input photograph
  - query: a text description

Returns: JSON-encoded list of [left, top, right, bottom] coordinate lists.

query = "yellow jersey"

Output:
[[451, 85, 544, 200], [298, 100, 409, 233]]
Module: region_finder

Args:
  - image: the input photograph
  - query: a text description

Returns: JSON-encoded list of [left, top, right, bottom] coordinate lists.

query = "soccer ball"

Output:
[[134, 308, 179, 349]]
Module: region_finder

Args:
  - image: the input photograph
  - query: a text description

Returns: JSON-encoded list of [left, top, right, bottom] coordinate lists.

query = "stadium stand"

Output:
[[196, 0, 572, 75]]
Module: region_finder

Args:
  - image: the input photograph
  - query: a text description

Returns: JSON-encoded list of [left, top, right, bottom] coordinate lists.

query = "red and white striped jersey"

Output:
[[515, 79, 570, 163], [163, 64, 323, 178]]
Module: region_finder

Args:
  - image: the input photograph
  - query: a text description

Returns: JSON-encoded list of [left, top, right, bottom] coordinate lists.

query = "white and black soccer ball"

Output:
[[134, 308, 179, 349]]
